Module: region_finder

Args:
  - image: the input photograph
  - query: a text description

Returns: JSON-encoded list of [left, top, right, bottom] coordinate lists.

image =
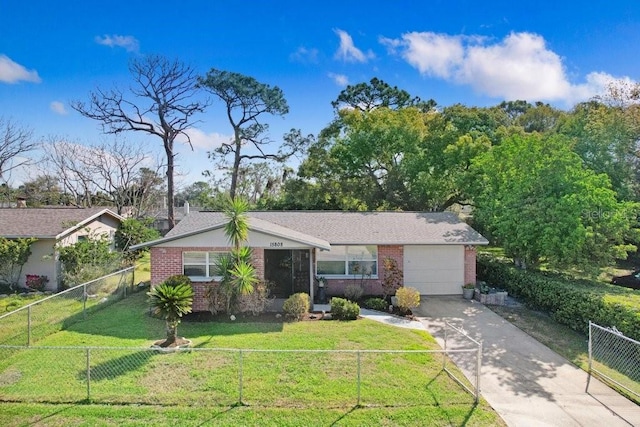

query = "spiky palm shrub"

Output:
[[148, 276, 194, 346], [217, 197, 259, 314]]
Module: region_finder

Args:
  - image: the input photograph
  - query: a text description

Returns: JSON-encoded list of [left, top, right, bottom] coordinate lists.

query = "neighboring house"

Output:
[[0, 207, 124, 290], [133, 211, 488, 312]]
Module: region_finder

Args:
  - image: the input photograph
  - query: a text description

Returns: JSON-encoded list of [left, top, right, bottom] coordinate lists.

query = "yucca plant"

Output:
[[148, 276, 194, 346]]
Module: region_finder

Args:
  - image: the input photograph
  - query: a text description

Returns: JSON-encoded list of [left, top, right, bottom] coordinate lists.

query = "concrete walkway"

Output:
[[415, 296, 639, 427]]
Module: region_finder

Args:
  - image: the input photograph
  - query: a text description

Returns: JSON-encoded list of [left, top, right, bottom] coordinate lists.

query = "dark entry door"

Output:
[[264, 249, 310, 297]]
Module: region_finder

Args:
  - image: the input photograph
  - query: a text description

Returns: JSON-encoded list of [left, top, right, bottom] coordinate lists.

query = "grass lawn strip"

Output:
[[0, 291, 504, 425]]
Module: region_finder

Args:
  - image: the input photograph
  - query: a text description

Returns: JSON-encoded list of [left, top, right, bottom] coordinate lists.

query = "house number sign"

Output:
[[270, 242, 284, 247]]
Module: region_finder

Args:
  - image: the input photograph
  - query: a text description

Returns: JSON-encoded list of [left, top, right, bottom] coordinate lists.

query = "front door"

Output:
[[264, 249, 310, 297]]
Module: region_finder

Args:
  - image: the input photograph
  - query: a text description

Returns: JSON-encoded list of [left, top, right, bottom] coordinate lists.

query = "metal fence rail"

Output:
[[587, 321, 640, 401], [0, 344, 481, 407], [0, 267, 135, 346], [443, 321, 483, 402]]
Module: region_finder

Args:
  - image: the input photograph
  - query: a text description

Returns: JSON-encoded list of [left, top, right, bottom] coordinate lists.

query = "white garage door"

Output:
[[403, 245, 464, 295]]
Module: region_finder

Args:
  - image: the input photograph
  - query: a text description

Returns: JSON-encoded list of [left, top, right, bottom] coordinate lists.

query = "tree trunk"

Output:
[[229, 128, 242, 200], [165, 319, 178, 345], [165, 140, 175, 230]]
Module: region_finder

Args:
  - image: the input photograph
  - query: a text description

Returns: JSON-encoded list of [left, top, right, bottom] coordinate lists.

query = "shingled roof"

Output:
[[0, 207, 123, 239], [138, 210, 487, 247]]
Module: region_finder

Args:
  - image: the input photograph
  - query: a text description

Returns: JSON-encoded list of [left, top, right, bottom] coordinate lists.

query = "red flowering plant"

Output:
[[25, 274, 48, 292]]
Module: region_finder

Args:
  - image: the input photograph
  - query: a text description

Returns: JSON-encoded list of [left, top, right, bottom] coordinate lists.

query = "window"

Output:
[[183, 251, 227, 279], [316, 245, 377, 277]]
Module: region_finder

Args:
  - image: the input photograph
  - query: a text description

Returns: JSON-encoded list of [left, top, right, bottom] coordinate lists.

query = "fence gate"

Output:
[[587, 321, 640, 401]]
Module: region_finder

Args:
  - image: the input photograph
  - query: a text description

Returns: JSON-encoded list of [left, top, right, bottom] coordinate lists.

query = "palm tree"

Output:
[[224, 196, 250, 254], [148, 276, 194, 347], [221, 197, 257, 312]]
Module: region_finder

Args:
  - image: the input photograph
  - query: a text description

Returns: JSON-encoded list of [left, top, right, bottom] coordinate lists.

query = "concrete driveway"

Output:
[[415, 296, 639, 427]]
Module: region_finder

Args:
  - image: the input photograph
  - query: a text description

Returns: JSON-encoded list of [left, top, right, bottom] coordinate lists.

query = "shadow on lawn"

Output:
[[77, 349, 155, 381], [60, 291, 285, 342]]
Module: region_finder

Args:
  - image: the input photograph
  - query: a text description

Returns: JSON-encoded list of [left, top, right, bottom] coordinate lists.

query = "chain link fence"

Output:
[[0, 342, 481, 407], [587, 321, 640, 401], [0, 267, 135, 346], [442, 321, 483, 401]]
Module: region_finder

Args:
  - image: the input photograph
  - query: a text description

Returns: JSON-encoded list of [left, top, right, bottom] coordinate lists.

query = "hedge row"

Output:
[[477, 254, 640, 341]]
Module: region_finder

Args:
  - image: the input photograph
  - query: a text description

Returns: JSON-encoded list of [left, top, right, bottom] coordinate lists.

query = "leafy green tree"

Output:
[[473, 133, 638, 271], [19, 175, 70, 207], [147, 275, 193, 346], [115, 218, 161, 262], [0, 237, 36, 289], [198, 69, 309, 199], [58, 232, 122, 288], [331, 77, 436, 112]]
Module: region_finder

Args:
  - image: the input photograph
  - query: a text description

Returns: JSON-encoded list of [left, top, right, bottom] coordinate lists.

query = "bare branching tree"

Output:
[[42, 138, 95, 207], [0, 117, 37, 182], [43, 137, 164, 215], [71, 55, 205, 229]]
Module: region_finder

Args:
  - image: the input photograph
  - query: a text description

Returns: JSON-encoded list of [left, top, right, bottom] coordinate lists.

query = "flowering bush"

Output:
[[25, 274, 48, 291]]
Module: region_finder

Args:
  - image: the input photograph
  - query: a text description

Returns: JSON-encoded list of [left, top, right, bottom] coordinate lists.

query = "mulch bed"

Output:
[[182, 311, 326, 323]]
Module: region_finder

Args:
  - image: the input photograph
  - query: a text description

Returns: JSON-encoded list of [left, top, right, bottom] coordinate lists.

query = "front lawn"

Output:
[[0, 291, 504, 426]]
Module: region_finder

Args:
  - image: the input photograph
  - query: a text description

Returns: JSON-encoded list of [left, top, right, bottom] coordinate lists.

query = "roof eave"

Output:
[[55, 209, 124, 240]]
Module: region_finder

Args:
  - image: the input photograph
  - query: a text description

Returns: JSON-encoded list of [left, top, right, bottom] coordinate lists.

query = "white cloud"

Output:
[[0, 55, 41, 84], [333, 29, 375, 63], [50, 101, 67, 115], [95, 34, 140, 52], [381, 31, 634, 104], [290, 46, 319, 63], [388, 32, 465, 79], [328, 72, 349, 86], [178, 128, 231, 151]]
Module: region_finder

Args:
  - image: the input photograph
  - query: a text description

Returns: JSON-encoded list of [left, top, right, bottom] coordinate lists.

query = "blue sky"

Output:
[[1, 0, 639, 187]]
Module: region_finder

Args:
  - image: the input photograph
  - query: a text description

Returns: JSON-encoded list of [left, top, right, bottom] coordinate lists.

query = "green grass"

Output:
[[0, 292, 504, 426], [133, 253, 151, 284]]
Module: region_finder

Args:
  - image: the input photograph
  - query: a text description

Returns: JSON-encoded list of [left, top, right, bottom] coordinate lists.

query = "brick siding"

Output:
[[464, 246, 477, 285], [323, 245, 403, 297]]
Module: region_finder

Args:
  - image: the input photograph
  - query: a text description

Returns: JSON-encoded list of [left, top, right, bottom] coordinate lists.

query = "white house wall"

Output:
[[58, 215, 119, 247], [403, 245, 464, 295], [20, 238, 57, 290], [157, 228, 314, 250]]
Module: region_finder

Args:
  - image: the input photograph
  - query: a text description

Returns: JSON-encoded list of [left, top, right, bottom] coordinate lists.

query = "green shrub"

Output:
[[283, 292, 310, 321], [331, 297, 360, 320], [363, 297, 388, 311], [395, 287, 420, 314], [163, 275, 192, 288], [344, 284, 364, 302], [477, 254, 640, 340], [237, 281, 272, 316]]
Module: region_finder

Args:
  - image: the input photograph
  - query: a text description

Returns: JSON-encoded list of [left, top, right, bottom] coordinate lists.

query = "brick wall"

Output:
[[464, 246, 477, 285], [324, 245, 403, 297], [150, 246, 267, 312]]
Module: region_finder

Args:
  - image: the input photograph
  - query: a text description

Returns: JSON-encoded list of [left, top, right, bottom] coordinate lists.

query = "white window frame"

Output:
[[183, 251, 228, 281], [316, 245, 378, 278]]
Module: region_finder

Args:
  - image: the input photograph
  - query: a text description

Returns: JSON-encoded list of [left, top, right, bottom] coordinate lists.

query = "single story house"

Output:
[[0, 207, 124, 290], [134, 211, 488, 311]]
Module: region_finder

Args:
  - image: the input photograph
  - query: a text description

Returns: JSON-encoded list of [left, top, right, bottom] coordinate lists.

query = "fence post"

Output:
[[27, 305, 31, 347], [238, 349, 244, 405], [86, 348, 91, 401], [356, 350, 361, 406], [83, 283, 88, 319], [443, 323, 448, 370], [586, 321, 593, 393], [475, 340, 483, 403]]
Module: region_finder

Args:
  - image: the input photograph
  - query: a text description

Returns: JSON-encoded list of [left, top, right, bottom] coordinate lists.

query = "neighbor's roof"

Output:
[[134, 210, 488, 248], [0, 207, 123, 239]]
